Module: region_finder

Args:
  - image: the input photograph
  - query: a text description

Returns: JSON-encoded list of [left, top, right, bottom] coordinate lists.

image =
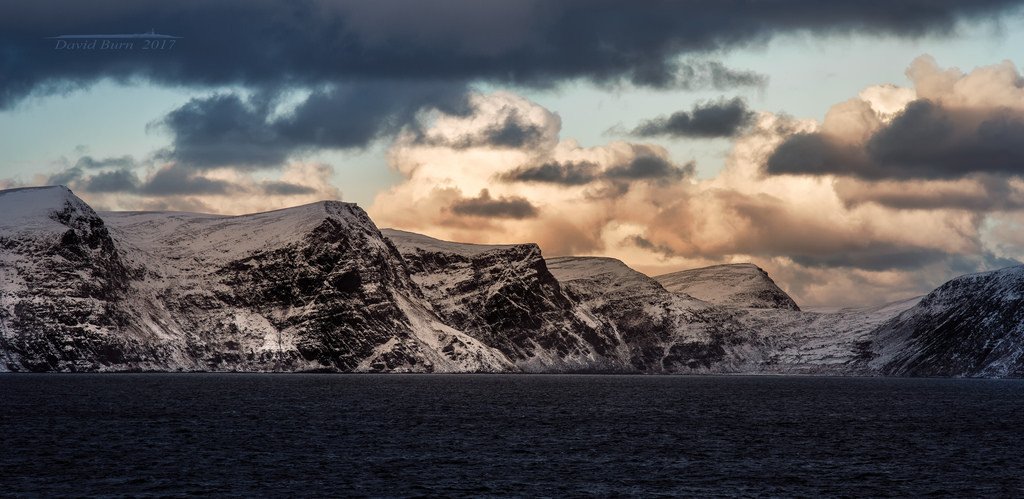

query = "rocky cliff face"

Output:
[[382, 230, 619, 371], [1, 188, 512, 372], [546, 257, 753, 372], [870, 266, 1024, 377], [2, 186, 1022, 377], [0, 187, 143, 371]]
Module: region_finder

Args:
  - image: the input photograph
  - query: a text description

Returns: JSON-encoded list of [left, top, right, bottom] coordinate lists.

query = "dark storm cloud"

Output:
[[449, 189, 538, 219], [503, 161, 600, 185], [791, 245, 951, 271], [74, 155, 136, 170], [631, 98, 756, 138], [834, 175, 1024, 211], [416, 107, 549, 150], [626, 235, 678, 257], [154, 82, 469, 169], [83, 169, 139, 193], [947, 252, 1022, 275], [261, 181, 317, 196], [503, 156, 693, 187], [138, 165, 232, 196], [3, 0, 1020, 109], [606, 156, 695, 182], [47, 167, 83, 186], [469, 112, 547, 149], [793, 247, 1021, 272], [153, 94, 288, 168], [766, 100, 1024, 180], [629, 60, 768, 90]]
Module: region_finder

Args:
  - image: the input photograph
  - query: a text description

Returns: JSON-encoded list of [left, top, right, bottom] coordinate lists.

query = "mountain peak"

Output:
[[0, 185, 94, 234], [654, 263, 800, 311]]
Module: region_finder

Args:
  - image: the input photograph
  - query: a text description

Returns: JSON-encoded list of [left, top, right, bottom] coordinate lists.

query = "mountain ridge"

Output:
[[2, 186, 1022, 376]]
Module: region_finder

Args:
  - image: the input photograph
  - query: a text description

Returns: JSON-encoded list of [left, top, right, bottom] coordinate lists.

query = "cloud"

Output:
[[606, 156, 694, 182], [502, 154, 693, 187], [261, 181, 317, 196], [767, 56, 1024, 181], [154, 82, 470, 169], [449, 189, 539, 219], [370, 89, 1024, 307], [412, 98, 557, 150], [834, 176, 1024, 210], [74, 155, 136, 170], [502, 161, 599, 185], [30, 158, 342, 215], [371, 91, 693, 255], [82, 169, 139, 193], [767, 100, 1024, 179], [3, 1, 1019, 109], [138, 165, 233, 196], [630, 97, 756, 138], [46, 167, 83, 186]]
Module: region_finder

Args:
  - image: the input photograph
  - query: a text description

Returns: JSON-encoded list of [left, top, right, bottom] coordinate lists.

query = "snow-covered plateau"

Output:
[[2, 186, 1022, 376]]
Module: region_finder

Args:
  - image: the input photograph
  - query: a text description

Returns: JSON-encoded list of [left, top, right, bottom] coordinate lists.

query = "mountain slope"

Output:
[[0, 187, 139, 371], [871, 266, 1024, 377], [382, 229, 620, 371], [3, 186, 1023, 377], [546, 257, 754, 372], [102, 202, 514, 373], [1, 190, 514, 372], [654, 263, 800, 311]]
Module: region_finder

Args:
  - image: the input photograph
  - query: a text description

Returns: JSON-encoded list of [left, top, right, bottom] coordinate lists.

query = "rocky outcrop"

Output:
[[546, 257, 753, 372], [383, 230, 619, 371], [0, 187, 146, 371]]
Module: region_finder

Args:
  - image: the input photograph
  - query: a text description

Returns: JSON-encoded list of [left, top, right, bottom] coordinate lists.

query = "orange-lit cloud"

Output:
[[370, 59, 1024, 307]]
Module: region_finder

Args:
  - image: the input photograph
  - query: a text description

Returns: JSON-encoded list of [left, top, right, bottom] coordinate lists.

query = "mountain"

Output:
[[546, 257, 920, 374], [381, 229, 619, 371], [0, 186, 136, 372], [870, 266, 1024, 377], [546, 256, 754, 372], [2, 186, 1023, 377], [654, 263, 800, 311], [1, 187, 511, 372]]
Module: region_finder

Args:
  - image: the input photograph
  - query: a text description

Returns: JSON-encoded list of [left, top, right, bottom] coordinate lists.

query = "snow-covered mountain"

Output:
[[0, 186, 136, 372], [654, 263, 800, 310], [546, 257, 919, 374], [2, 186, 1022, 377], [870, 266, 1024, 377], [546, 256, 752, 372], [1, 187, 511, 372], [382, 229, 619, 371]]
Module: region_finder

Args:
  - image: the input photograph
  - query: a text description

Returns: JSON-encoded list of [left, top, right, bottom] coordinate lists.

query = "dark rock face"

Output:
[[383, 230, 619, 370], [212, 214, 419, 371], [871, 266, 1024, 377], [546, 257, 752, 373], [1, 191, 511, 372], [0, 187, 148, 371]]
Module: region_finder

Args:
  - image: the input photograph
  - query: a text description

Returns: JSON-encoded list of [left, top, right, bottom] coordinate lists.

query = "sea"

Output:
[[2, 374, 1022, 497]]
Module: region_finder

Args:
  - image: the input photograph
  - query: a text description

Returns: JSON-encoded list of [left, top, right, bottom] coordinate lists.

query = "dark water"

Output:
[[2, 375, 1023, 497]]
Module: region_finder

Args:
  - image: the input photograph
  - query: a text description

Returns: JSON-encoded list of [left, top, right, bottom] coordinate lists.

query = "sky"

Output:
[[3, 0, 1024, 307]]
